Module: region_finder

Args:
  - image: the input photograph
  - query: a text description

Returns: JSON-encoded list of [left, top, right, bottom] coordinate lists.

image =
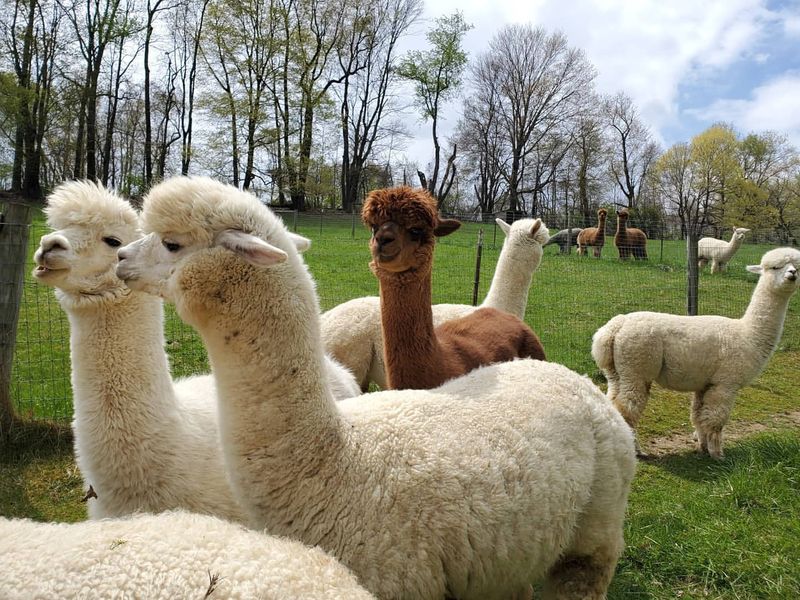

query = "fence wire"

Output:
[[5, 207, 797, 422]]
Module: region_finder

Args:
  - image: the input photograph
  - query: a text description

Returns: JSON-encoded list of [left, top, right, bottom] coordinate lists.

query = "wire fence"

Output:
[[5, 204, 798, 422]]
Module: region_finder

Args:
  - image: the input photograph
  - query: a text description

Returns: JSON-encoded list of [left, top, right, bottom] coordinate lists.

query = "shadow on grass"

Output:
[[1, 418, 73, 462], [645, 430, 800, 483]]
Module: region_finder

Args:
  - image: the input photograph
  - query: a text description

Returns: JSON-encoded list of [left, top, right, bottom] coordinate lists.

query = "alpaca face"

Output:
[[733, 228, 750, 242], [32, 183, 139, 298], [361, 186, 460, 274], [747, 249, 800, 295]]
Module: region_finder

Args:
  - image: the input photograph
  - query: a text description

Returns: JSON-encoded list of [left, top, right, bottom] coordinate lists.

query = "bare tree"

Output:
[[602, 91, 659, 210], [470, 25, 596, 214], [338, 0, 422, 212]]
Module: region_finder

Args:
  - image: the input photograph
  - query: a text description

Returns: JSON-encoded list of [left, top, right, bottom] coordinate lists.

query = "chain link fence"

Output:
[[5, 204, 797, 422]]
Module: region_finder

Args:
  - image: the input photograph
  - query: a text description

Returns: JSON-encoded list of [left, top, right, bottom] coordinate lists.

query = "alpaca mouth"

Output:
[[33, 264, 66, 278], [377, 252, 399, 263]]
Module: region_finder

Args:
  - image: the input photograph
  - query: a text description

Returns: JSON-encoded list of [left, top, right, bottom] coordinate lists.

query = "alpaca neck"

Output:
[[727, 232, 743, 251], [482, 247, 534, 320], [741, 279, 792, 360], [597, 217, 606, 240], [376, 266, 442, 389]]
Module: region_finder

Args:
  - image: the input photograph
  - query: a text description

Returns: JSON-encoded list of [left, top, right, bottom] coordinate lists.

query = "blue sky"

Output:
[[400, 0, 800, 161]]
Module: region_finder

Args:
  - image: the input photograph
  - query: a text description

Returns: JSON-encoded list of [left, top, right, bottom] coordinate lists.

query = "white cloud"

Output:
[[685, 74, 800, 147]]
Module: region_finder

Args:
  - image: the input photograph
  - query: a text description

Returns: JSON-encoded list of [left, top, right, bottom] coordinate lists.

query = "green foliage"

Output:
[[396, 12, 472, 120], [725, 176, 776, 230]]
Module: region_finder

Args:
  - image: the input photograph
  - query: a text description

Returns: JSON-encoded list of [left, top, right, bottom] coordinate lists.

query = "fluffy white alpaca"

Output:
[[117, 176, 636, 600], [321, 217, 550, 389], [0, 511, 374, 599], [32, 181, 357, 520], [698, 227, 751, 273], [592, 247, 800, 459]]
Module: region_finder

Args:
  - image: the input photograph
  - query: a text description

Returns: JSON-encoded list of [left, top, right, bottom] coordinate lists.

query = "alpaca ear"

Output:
[[286, 231, 311, 253], [495, 218, 511, 235], [216, 229, 288, 266], [746, 264, 763, 275], [434, 219, 461, 237]]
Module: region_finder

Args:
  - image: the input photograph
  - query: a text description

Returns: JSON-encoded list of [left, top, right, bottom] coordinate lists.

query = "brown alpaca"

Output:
[[614, 208, 648, 260], [576, 208, 607, 257], [362, 186, 546, 390]]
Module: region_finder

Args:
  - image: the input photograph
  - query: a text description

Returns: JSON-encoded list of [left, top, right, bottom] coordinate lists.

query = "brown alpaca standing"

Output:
[[576, 208, 607, 257], [362, 186, 546, 390], [614, 208, 648, 260]]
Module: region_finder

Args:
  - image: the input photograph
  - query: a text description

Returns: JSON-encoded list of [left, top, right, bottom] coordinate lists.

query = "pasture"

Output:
[[4, 209, 799, 598]]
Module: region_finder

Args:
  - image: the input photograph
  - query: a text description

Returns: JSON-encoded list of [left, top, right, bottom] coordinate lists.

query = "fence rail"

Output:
[[5, 204, 797, 422]]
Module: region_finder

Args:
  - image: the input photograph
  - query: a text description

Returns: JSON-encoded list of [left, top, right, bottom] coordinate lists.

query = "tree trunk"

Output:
[[0, 203, 32, 435]]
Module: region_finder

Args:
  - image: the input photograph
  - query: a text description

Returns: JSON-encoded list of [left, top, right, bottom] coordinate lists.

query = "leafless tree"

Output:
[[470, 25, 596, 214]]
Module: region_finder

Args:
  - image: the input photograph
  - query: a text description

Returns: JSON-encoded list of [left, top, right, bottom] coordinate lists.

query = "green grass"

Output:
[[5, 210, 800, 597]]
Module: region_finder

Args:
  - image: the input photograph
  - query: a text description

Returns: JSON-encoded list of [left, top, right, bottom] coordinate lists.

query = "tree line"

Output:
[[2, 0, 799, 241]]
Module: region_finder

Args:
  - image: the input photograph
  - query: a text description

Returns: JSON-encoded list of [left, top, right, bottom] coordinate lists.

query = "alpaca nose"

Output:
[[39, 233, 69, 255], [374, 227, 396, 252], [117, 246, 131, 261]]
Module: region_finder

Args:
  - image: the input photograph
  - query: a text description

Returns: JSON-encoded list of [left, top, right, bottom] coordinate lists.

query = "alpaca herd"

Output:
[[4, 176, 797, 599]]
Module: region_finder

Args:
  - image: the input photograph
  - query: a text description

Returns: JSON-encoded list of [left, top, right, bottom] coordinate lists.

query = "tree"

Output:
[[470, 25, 596, 213], [397, 11, 471, 204], [338, 0, 422, 212], [602, 91, 659, 211]]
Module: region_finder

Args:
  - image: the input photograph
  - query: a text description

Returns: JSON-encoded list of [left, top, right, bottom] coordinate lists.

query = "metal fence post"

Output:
[[472, 228, 484, 306]]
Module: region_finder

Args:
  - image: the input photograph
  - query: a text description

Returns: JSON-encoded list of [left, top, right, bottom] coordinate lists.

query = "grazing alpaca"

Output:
[[698, 227, 750, 273], [321, 215, 550, 390], [117, 176, 636, 600], [614, 208, 647, 260], [592, 247, 800, 459], [32, 180, 357, 520], [577, 208, 608, 257], [1, 511, 374, 599], [362, 186, 545, 390], [544, 227, 583, 253]]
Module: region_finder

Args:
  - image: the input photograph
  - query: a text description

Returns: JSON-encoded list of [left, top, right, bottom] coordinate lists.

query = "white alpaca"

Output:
[[592, 247, 800, 459], [698, 227, 750, 273], [32, 181, 357, 520], [0, 511, 374, 599], [321, 217, 549, 389], [117, 176, 636, 600]]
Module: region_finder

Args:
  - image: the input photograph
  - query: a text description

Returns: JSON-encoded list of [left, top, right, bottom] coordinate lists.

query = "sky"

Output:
[[398, 0, 800, 165]]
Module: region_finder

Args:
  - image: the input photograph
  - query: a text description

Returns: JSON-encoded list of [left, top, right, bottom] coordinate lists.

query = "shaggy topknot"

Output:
[[45, 180, 138, 232], [361, 186, 439, 232]]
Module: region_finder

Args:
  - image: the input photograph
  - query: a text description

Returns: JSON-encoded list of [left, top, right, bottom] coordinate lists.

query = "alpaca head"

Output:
[[33, 180, 140, 303], [732, 227, 750, 242], [616, 208, 629, 220], [495, 217, 550, 267], [746, 247, 800, 297], [361, 186, 460, 274], [597, 208, 608, 220], [116, 177, 312, 303]]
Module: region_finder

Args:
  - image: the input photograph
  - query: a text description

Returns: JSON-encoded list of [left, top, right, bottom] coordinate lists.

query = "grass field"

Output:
[[4, 208, 800, 598]]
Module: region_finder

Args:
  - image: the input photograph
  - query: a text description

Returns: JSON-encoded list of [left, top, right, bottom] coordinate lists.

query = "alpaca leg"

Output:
[[691, 385, 735, 459], [593, 246, 601, 258], [612, 378, 649, 457], [542, 551, 618, 599], [711, 259, 721, 274]]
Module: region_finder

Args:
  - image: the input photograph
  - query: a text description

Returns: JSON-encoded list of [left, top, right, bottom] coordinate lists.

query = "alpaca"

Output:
[[698, 227, 750, 273], [577, 208, 608, 257], [362, 186, 546, 390], [0, 511, 374, 599], [614, 208, 647, 260], [591, 247, 800, 459], [321, 215, 550, 390], [116, 176, 636, 600], [544, 227, 583, 253], [32, 180, 357, 520]]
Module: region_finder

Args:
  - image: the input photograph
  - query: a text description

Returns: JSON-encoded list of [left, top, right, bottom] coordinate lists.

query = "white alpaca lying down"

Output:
[[592, 246, 800, 458], [0, 511, 374, 599], [117, 176, 636, 600], [321, 216, 549, 389], [32, 180, 358, 520]]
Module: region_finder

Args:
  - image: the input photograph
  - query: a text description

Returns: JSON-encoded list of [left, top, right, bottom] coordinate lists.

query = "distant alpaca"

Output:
[[544, 227, 583, 253], [614, 208, 648, 260], [592, 247, 800, 458], [577, 208, 607, 257], [362, 186, 545, 390], [698, 227, 750, 273], [321, 216, 550, 390]]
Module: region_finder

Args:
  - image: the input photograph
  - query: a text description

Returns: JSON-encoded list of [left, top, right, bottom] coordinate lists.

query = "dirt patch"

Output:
[[640, 410, 800, 459]]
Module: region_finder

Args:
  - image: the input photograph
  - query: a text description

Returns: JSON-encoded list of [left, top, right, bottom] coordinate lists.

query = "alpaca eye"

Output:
[[163, 240, 182, 252], [409, 228, 423, 240], [102, 237, 122, 248], [371, 225, 379, 235]]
